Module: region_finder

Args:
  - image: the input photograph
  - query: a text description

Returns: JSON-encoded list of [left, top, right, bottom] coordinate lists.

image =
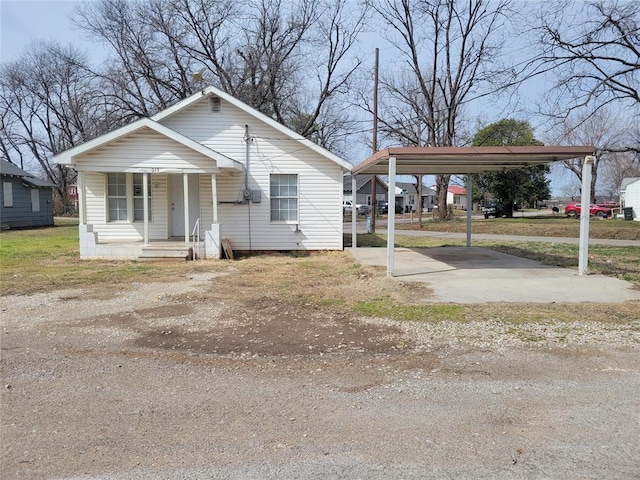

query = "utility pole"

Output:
[[370, 47, 379, 233]]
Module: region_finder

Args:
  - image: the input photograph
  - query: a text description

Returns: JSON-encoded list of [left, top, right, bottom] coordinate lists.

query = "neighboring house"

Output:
[[343, 174, 388, 207], [0, 159, 55, 229], [621, 177, 640, 221], [429, 184, 467, 208], [54, 86, 352, 259], [395, 182, 437, 212], [447, 185, 467, 207]]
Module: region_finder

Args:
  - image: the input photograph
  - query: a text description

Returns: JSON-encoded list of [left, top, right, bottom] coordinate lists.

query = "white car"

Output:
[[343, 201, 363, 214]]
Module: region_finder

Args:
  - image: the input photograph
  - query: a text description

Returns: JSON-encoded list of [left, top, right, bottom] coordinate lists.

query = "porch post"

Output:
[[387, 156, 396, 277], [466, 175, 473, 247], [143, 173, 149, 245], [183, 173, 189, 244], [211, 173, 218, 224], [77, 171, 86, 225]]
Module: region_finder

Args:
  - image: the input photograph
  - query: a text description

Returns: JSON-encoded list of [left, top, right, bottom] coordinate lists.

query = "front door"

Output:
[[171, 175, 200, 237]]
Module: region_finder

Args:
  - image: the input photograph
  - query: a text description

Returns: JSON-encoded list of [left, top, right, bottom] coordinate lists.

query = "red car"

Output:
[[564, 202, 612, 218]]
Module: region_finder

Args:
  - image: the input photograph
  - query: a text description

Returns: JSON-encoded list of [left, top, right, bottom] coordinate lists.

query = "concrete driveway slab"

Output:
[[348, 246, 640, 303]]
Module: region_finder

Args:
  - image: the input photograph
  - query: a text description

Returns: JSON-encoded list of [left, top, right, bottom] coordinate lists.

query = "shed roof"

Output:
[[352, 146, 595, 175]]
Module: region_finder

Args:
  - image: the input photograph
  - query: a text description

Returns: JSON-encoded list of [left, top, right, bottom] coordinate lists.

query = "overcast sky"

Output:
[[1, 0, 88, 64], [0, 0, 593, 194]]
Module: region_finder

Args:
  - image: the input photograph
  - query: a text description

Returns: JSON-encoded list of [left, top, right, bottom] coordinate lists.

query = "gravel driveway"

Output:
[[2, 273, 639, 479]]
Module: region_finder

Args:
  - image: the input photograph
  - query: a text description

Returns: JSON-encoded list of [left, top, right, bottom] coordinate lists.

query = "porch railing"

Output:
[[191, 218, 201, 260]]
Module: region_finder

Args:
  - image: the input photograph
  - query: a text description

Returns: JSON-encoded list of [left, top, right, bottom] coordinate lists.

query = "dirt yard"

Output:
[[2, 266, 640, 479]]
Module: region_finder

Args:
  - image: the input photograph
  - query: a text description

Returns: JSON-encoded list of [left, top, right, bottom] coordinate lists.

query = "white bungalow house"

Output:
[[54, 86, 352, 259]]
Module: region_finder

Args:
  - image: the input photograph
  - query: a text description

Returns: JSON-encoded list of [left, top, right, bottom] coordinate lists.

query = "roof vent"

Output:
[[210, 97, 221, 113]]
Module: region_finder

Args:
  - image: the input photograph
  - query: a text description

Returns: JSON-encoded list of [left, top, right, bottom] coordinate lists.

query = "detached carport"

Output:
[[349, 146, 595, 277]]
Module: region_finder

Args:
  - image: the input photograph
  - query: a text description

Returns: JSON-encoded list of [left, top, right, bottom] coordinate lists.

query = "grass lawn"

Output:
[[1, 218, 639, 326], [397, 214, 640, 240]]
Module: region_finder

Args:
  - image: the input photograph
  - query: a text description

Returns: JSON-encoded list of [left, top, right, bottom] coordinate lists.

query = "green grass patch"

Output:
[[356, 297, 466, 321], [317, 298, 347, 307], [0, 223, 202, 296], [398, 215, 640, 240]]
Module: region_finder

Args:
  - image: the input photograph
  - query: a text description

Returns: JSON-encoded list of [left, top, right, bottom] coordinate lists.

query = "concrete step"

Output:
[[140, 246, 192, 259]]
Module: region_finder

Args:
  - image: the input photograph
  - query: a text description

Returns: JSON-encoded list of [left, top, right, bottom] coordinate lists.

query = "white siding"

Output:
[[149, 174, 169, 238], [85, 172, 106, 225], [626, 180, 640, 220], [76, 128, 217, 172], [161, 97, 345, 250], [199, 174, 214, 227]]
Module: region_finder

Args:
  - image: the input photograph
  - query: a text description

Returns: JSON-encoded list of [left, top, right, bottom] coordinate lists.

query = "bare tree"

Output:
[[366, 0, 512, 219], [73, 0, 202, 119], [0, 41, 109, 205], [73, 0, 367, 149], [547, 107, 634, 199], [600, 150, 640, 197], [533, 0, 639, 120]]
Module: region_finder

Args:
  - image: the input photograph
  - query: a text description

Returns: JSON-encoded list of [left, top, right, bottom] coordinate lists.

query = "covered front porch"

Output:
[[54, 117, 245, 260], [76, 171, 228, 260]]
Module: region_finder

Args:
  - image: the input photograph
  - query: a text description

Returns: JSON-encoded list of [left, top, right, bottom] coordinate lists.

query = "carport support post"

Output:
[[387, 156, 396, 277], [578, 156, 596, 275], [466, 175, 473, 247], [352, 175, 357, 248]]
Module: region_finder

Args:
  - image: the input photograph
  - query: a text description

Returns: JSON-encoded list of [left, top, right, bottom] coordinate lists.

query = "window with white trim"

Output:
[[108, 173, 152, 222], [107, 173, 127, 221], [270, 174, 298, 221], [31, 189, 40, 212], [133, 174, 151, 221], [3, 182, 13, 207]]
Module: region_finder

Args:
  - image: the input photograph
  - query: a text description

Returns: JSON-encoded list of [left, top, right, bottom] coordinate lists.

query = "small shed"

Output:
[[621, 177, 640, 220], [0, 160, 55, 229]]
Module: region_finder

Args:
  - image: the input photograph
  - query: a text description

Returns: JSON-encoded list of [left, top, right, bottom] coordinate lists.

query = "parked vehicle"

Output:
[[357, 204, 371, 215], [482, 202, 504, 218], [343, 201, 363, 214], [377, 202, 403, 215], [564, 202, 612, 218]]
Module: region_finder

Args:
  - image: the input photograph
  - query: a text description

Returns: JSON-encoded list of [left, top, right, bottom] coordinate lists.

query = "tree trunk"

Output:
[[436, 174, 450, 220]]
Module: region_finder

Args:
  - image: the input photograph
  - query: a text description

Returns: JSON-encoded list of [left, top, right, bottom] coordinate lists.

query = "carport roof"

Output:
[[351, 146, 595, 175]]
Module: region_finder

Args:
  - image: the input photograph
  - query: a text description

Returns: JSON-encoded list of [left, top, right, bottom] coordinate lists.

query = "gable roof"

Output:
[[448, 185, 466, 195], [0, 159, 56, 187], [395, 182, 436, 196], [343, 174, 388, 193], [153, 86, 352, 172], [53, 118, 242, 171]]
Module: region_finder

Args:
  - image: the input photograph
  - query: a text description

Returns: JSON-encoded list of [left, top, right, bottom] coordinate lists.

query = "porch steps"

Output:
[[139, 245, 192, 261]]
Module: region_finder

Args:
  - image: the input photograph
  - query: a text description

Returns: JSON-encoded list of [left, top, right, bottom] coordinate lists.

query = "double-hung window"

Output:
[[108, 173, 152, 222], [270, 174, 298, 222], [107, 173, 127, 221]]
